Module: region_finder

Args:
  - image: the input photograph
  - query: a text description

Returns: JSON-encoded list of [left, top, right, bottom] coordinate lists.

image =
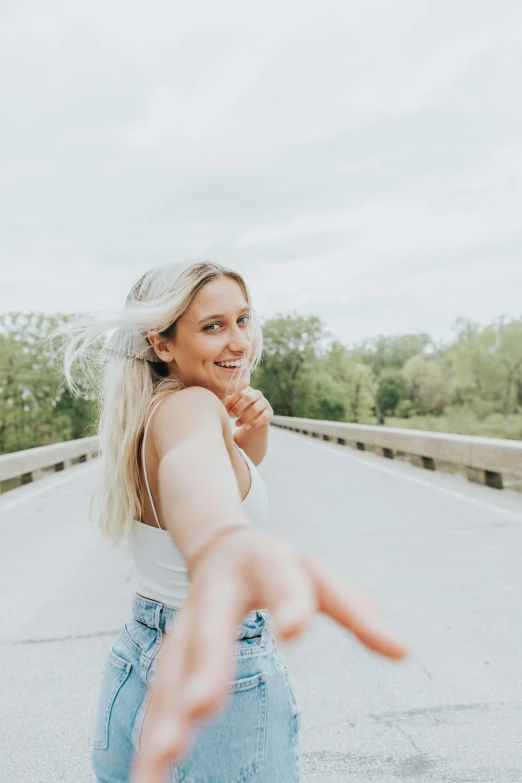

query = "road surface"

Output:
[[1, 426, 521, 782]]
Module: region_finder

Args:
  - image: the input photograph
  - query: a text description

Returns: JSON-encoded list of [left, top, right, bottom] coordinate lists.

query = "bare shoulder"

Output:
[[151, 387, 228, 459]]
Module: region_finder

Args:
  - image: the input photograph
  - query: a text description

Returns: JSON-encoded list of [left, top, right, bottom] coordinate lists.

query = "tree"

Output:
[[402, 354, 453, 415], [322, 342, 376, 423], [493, 319, 522, 417], [448, 318, 522, 416], [377, 372, 408, 417], [305, 372, 347, 422], [352, 363, 376, 423], [254, 312, 330, 417], [351, 333, 432, 376], [0, 312, 97, 455]]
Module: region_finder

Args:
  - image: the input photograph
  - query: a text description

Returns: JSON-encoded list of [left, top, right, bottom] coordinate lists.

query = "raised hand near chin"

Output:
[[224, 386, 273, 430]]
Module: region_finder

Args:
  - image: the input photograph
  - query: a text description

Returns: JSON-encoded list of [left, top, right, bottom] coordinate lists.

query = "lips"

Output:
[[215, 363, 244, 372]]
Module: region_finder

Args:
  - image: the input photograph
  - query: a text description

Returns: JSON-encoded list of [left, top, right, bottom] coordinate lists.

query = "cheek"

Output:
[[188, 340, 212, 363], [197, 337, 217, 357]]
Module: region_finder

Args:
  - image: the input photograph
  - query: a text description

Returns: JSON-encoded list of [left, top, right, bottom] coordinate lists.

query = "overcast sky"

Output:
[[1, 0, 521, 347]]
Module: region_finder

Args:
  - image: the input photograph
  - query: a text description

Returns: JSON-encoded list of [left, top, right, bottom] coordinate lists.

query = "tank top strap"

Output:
[[141, 395, 168, 531]]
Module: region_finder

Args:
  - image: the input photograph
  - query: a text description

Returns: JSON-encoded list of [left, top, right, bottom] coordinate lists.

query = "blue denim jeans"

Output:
[[91, 595, 301, 782]]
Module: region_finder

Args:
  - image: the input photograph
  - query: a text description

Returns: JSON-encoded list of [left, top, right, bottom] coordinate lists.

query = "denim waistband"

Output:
[[131, 594, 269, 640]]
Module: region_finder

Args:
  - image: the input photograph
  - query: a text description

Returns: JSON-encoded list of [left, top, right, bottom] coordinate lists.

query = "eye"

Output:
[[204, 316, 250, 332]]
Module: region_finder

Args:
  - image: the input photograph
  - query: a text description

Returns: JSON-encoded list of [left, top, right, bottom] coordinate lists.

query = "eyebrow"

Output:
[[198, 306, 251, 325]]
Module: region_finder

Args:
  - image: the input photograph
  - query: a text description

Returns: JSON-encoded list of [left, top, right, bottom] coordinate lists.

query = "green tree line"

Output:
[[1, 310, 521, 456], [254, 313, 522, 440], [0, 313, 98, 455]]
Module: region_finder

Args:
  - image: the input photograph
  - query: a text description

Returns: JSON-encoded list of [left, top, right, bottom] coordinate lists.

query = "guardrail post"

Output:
[[412, 455, 436, 470], [21, 472, 33, 484], [55, 458, 73, 471], [466, 467, 503, 490], [376, 447, 394, 459]]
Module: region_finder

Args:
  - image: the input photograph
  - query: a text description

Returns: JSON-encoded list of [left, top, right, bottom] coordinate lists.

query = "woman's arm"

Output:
[[151, 386, 252, 558], [129, 389, 409, 783], [233, 421, 269, 466]]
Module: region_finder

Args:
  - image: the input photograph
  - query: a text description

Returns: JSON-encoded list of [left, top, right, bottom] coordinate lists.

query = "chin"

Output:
[[224, 374, 250, 391]]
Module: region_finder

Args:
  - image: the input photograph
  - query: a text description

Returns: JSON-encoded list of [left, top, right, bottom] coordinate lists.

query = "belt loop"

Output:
[[259, 625, 271, 649], [154, 602, 162, 631]]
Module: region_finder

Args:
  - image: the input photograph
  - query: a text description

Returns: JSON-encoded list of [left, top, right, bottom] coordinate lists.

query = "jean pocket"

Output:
[[171, 671, 268, 783], [123, 619, 161, 658], [92, 650, 132, 750]]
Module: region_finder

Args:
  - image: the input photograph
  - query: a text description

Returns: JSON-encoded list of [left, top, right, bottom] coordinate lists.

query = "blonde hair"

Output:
[[48, 261, 263, 547]]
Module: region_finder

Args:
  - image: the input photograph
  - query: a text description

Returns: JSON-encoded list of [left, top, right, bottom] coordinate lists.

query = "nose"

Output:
[[228, 323, 250, 355]]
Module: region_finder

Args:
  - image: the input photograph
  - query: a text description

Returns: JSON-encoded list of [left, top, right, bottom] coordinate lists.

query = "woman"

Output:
[[53, 260, 407, 783]]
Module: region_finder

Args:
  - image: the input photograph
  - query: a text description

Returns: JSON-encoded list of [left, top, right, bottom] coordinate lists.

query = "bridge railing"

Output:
[[272, 415, 522, 490], [0, 437, 99, 491], [2, 417, 522, 494]]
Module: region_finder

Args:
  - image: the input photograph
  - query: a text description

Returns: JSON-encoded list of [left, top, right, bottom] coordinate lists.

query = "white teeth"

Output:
[[216, 362, 240, 368]]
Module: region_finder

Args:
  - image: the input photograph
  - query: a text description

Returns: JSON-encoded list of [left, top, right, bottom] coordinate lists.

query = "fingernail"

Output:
[[245, 424, 251, 430]]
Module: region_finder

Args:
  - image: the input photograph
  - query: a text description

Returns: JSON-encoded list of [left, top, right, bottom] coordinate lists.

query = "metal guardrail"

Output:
[[0, 437, 99, 487], [2, 418, 521, 493], [272, 415, 522, 489]]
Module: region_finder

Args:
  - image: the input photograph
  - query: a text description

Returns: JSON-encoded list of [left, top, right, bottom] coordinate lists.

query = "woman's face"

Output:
[[166, 276, 252, 401]]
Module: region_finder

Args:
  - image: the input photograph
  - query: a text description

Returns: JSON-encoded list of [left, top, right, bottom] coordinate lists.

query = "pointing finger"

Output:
[[300, 551, 409, 659]]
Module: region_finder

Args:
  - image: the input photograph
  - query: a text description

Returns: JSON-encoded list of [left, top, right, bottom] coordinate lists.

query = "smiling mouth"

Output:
[[214, 363, 246, 373]]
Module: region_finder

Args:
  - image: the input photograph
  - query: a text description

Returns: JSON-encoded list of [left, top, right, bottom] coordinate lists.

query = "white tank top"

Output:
[[128, 395, 269, 608]]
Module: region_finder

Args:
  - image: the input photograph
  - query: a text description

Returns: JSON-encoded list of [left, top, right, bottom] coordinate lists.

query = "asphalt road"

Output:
[[1, 426, 522, 782]]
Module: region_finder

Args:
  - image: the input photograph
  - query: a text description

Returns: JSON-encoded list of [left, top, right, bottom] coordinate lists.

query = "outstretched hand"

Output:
[[129, 527, 408, 783]]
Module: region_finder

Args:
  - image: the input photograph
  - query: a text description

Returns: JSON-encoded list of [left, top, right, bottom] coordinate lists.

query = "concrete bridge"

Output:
[[1, 421, 522, 782]]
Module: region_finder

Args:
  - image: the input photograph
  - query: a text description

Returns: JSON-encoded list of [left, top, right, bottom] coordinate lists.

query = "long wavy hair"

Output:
[[48, 261, 263, 547]]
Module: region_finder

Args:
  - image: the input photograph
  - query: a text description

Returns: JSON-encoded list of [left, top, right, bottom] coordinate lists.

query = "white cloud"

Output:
[[0, 0, 521, 345]]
